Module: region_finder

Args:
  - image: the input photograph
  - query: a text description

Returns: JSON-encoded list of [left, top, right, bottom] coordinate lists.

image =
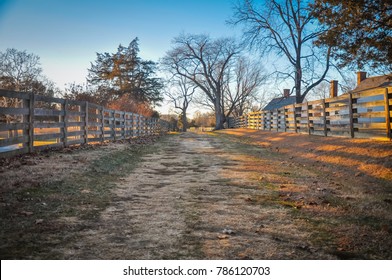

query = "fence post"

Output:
[[144, 116, 147, 135], [268, 111, 271, 130], [129, 113, 133, 137], [306, 102, 311, 135], [384, 88, 391, 140], [100, 107, 105, 142], [121, 111, 125, 139], [84, 101, 89, 144], [293, 104, 298, 133], [146, 118, 149, 135], [142, 116, 146, 135], [22, 97, 28, 149], [144, 117, 148, 135], [136, 114, 140, 136], [130, 113, 134, 137], [125, 113, 129, 138], [25, 93, 35, 153], [139, 115, 142, 136], [136, 114, 139, 136], [284, 107, 288, 132], [112, 110, 116, 140], [260, 113, 263, 130], [322, 99, 328, 137], [139, 115, 141, 135], [348, 93, 355, 138], [63, 99, 68, 147]]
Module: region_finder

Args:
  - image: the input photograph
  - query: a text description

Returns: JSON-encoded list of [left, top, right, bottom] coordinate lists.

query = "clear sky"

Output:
[[0, 0, 240, 92]]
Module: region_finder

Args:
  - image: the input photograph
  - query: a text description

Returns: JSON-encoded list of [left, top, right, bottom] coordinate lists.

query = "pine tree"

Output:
[[87, 38, 163, 108]]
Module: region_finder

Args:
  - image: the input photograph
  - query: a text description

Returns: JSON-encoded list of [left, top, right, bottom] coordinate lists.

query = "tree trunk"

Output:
[[182, 109, 188, 132], [295, 61, 303, 104], [214, 105, 226, 130], [214, 95, 225, 130], [214, 111, 224, 130]]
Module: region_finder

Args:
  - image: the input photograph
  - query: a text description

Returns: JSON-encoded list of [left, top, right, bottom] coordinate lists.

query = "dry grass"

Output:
[[214, 129, 392, 259], [0, 136, 161, 259]]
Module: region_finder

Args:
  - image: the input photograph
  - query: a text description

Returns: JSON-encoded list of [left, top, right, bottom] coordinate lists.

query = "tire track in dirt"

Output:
[[64, 132, 335, 259]]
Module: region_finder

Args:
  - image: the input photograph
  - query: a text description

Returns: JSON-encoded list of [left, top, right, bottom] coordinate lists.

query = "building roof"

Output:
[[263, 96, 296, 111], [352, 74, 392, 92]]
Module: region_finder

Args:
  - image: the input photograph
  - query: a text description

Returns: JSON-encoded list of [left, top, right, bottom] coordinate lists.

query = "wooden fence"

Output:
[[0, 89, 171, 157], [232, 87, 392, 140]]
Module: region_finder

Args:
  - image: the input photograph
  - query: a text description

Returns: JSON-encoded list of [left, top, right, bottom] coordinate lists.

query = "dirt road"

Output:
[[1, 130, 391, 259]]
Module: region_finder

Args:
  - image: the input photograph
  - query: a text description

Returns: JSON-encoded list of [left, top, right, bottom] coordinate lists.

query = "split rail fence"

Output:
[[0, 89, 170, 158], [232, 87, 392, 140]]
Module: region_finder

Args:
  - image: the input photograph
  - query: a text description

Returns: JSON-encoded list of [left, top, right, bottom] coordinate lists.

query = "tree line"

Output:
[[1, 0, 391, 130]]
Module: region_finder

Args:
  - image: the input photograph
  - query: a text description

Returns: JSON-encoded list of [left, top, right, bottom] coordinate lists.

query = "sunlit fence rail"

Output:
[[0, 89, 170, 157], [232, 87, 392, 140]]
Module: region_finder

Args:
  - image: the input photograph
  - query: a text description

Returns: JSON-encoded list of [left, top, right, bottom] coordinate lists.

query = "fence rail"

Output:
[[0, 89, 170, 157], [233, 87, 392, 140]]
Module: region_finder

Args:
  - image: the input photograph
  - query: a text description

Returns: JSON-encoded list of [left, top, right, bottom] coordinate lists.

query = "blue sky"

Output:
[[0, 0, 239, 91]]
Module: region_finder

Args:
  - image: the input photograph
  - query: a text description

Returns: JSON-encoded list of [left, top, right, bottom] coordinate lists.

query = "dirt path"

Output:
[[1, 130, 391, 259], [65, 132, 323, 259]]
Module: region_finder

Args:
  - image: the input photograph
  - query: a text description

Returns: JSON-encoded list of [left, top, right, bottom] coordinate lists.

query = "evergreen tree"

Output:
[[87, 38, 163, 108], [311, 0, 392, 72]]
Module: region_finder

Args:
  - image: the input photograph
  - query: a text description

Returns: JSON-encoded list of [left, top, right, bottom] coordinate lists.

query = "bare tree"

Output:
[[0, 48, 42, 92], [165, 75, 196, 132], [192, 110, 216, 128], [224, 56, 266, 116], [307, 80, 329, 101], [339, 75, 357, 93], [191, 56, 266, 117], [231, 0, 332, 103], [161, 34, 240, 130], [0, 49, 58, 128]]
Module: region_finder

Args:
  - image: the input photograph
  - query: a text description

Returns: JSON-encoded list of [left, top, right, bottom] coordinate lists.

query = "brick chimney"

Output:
[[357, 71, 367, 85], [283, 89, 290, 98], [330, 80, 338, 98]]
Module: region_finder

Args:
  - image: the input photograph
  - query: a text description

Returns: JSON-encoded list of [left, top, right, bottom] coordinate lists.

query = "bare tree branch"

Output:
[[231, 0, 332, 103], [161, 34, 242, 129], [165, 75, 196, 132]]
